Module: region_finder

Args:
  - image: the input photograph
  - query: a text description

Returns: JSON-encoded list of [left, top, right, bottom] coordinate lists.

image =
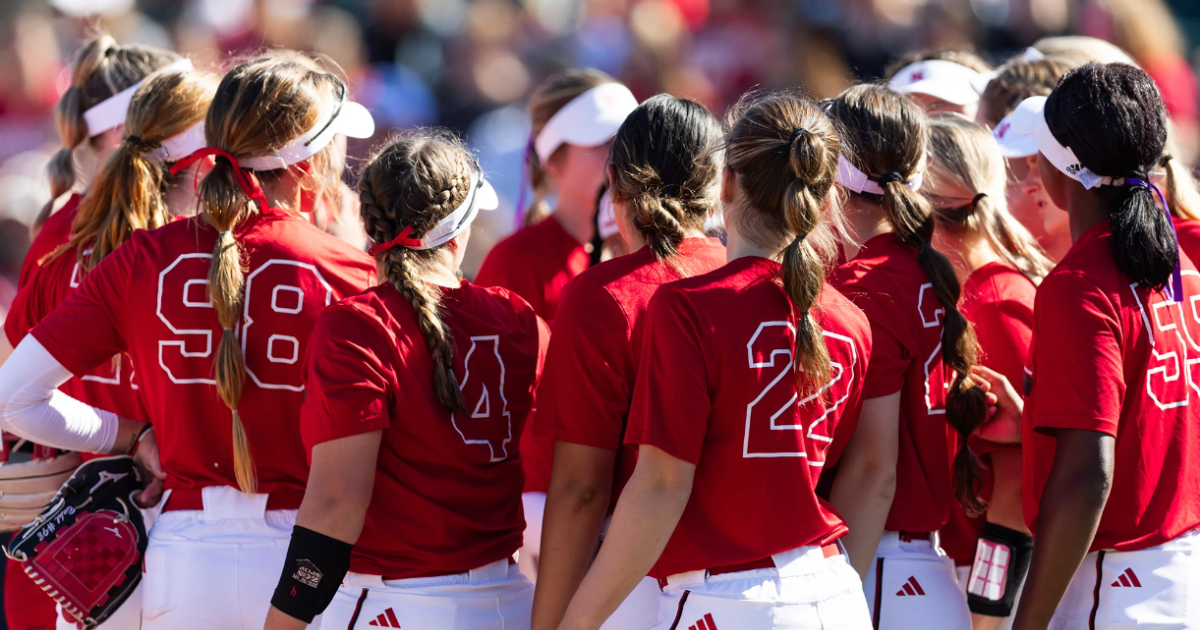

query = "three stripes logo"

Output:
[[688, 613, 720, 630], [1111, 568, 1142, 588], [895, 576, 926, 597], [367, 607, 402, 627]]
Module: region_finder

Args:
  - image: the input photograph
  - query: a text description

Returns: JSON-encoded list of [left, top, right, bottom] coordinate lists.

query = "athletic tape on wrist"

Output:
[[270, 525, 353, 623], [966, 522, 1033, 617]]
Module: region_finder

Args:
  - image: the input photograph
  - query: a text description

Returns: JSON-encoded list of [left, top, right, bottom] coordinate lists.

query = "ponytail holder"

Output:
[[1127, 176, 1184, 302], [125, 135, 143, 146], [169, 147, 269, 214], [789, 127, 807, 143], [1161, 154, 1174, 167], [971, 193, 987, 207], [878, 172, 905, 186], [104, 46, 117, 57], [368, 225, 424, 256]]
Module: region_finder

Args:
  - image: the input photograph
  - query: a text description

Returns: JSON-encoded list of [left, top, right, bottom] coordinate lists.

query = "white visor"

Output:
[[148, 122, 206, 161], [1022, 47, 1046, 62], [1031, 98, 1111, 189], [597, 188, 619, 240], [889, 59, 989, 106], [993, 96, 1046, 158], [83, 59, 194, 138], [408, 167, 500, 250], [837, 155, 923, 195], [239, 97, 375, 171], [533, 83, 638, 163]]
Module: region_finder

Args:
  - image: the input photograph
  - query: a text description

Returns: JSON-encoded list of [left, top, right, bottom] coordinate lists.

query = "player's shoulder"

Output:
[[39, 194, 82, 242], [460, 281, 541, 329], [819, 283, 870, 330], [266, 214, 375, 270], [485, 220, 550, 260], [320, 285, 400, 339], [965, 263, 1037, 306], [831, 234, 919, 294]]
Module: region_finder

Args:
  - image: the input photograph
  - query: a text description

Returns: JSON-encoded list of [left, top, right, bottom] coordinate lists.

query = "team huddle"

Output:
[[0, 29, 1195, 630]]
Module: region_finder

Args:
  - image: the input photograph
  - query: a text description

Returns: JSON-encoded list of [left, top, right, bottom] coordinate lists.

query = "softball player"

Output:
[[825, 85, 988, 630], [265, 131, 547, 630], [531, 94, 727, 630], [474, 68, 638, 583], [924, 114, 1053, 630], [558, 93, 873, 630], [0, 52, 376, 630], [1013, 61, 1200, 630], [2, 35, 182, 630]]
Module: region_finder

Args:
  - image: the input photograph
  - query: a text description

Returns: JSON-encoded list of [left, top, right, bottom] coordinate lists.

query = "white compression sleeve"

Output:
[[0, 336, 119, 453]]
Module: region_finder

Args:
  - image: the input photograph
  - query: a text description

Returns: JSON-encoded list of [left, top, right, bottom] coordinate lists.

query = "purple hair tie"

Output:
[[513, 135, 535, 231], [1127, 177, 1184, 301]]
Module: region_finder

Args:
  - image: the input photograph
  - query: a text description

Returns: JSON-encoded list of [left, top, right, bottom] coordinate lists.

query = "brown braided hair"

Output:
[[359, 131, 476, 414]]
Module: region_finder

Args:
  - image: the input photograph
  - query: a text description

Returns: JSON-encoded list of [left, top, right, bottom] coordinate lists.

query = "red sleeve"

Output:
[[4, 264, 48, 346], [624, 285, 711, 465], [476, 246, 545, 317], [534, 277, 631, 449], [301, 305, 396, 448], [29, 242, 131, 376], [1029, 272, 1123, 436]]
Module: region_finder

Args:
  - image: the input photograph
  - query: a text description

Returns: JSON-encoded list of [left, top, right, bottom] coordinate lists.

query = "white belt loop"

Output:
[[467, 559, 511, 584], [200, 485, 269, 521]]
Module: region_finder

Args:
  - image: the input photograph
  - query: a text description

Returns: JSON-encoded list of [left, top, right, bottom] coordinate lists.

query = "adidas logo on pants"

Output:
[[863, 532, 970, 630]]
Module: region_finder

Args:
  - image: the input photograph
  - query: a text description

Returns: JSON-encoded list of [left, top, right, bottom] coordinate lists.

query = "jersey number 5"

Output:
[[743, 321, 858, 467]]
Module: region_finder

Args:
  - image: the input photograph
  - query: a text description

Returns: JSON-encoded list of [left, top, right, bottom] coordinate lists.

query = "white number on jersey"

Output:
[[453, 336, 513, 462]]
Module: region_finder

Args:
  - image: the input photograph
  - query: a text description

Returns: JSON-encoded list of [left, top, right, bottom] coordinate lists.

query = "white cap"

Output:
[[239, 87, 375, 171], [1031, 97, 1109, 189], [83, 59, 194, 138], [533, 83, 638, 163], [148, 122, 207, 161], [597, 188, 619, 240], [889, 59, 992, 106], [992, 96, 1046, 158]]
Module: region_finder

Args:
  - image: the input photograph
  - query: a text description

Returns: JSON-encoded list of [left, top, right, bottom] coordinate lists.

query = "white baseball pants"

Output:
[[138, 487, 317, 630], [863, 532, 970, 630], [517, 491, 545, 583], [321, 558, 533, 629], [597, 516, 665, 630], [651, 543, 871, 629], [1047, 529, 1200, 630]]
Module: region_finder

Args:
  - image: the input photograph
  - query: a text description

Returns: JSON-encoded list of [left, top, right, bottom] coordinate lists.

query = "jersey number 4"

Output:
[[744, 321, 859, 469], [453, 336, 514, 462]]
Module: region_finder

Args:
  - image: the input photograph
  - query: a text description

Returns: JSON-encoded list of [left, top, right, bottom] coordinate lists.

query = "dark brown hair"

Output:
[[196, 53, 346, 494], [37, 34, 179, 230], [59, 68, 218, 272], [523, 68, 618, 226], [828, 84, 988, 515], [725, 94, 842, 394], [977, 56, 1074, 127], [608, 94, 722, 262], [359, 131, 476, 414]]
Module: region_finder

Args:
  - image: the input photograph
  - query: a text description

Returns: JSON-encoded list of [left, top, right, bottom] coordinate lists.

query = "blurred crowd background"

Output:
[[0, 0, 1197, 341]]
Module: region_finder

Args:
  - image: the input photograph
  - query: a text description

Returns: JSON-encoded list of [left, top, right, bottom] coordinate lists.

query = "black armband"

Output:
[[966, 522, 1034, 617], [270, 525, 354, 623]]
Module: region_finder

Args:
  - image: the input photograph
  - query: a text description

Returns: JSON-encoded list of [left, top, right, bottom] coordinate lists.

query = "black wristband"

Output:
[[966, 521, 1034, 617], [270, 525, 354, 623]]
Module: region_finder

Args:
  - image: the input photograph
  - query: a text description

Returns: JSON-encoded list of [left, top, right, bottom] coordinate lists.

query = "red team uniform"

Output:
[[26, 205, 374, 629], [830, 233, 973, 628], [535, 237, 727, 627], [16, 195, 82, 290], [1172, 216, 1200, 264], [625, 257, 872, 626], [939, 262, 1035, 571], [1023, 221, 1200, 628], [304, 281, 548, 627]]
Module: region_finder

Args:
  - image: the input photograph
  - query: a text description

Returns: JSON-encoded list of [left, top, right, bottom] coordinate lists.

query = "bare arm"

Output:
[[1012, 429, 1113, 630], [557, 445, 695, 630], [264, 431, 383, 630], [828, 392, 901, 579], [532, 441, 616, 630]]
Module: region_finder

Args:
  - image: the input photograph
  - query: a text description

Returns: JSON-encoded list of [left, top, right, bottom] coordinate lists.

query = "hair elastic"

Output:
[[837, 156, 923, 195], [789, 127, 807, 143], [169, 147, 269, 213], [125, 135, 143, 146], [878, 172, 905, 186], [1127, 177, 1184, 301], [971, 193, 987, 206]]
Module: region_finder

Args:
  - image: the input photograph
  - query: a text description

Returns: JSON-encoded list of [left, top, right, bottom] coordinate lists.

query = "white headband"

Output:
[[534, 83, 638, 163], [148, 122, 206, 161], [239, 86, 375, 171], [369, 167, 501, 254], [83, 59, 194, 137], [837, 155, 923, 195]]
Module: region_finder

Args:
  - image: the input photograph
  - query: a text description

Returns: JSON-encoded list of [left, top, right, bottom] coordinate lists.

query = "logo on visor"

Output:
[[910, 70, 924, 82], [1066, 163, 1084, 175], [995, 122, 1010, 139]]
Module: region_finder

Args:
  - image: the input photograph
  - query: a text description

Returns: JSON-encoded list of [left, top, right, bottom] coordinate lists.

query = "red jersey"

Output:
[[624, 257, 872, 578], [535, 238, 727, 511], [475, 214, 589, 493], [939, 263, 1035, 565], [830, 233, 957, 533], [301, 281, 549, 578], [1173, 217, 1200, 267], [30, 207, 375, 497], [6, 240, 146, 424], [1023, 221, 1200, 552], [16, 194, 80, 290]]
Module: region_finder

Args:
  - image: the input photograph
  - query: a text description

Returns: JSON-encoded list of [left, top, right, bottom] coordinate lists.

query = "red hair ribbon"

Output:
[[367, 226, 423, 255], [169, 147, 269, 213]]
